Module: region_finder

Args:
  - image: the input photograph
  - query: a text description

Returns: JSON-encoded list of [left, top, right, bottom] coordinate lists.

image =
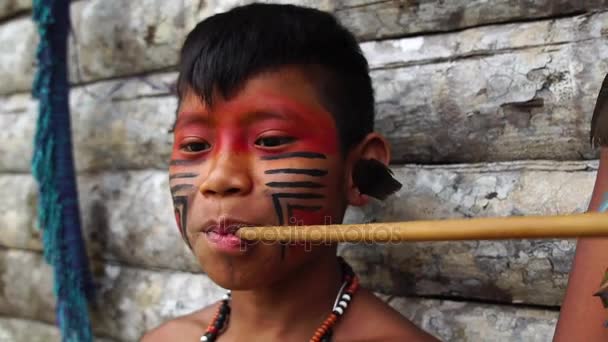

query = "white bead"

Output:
[[334, 307, 344, 315], [341, 294, 351, 301], [338, 300, 348, 308], [222, 294, 230, 300], [200, 336, 208, 342]]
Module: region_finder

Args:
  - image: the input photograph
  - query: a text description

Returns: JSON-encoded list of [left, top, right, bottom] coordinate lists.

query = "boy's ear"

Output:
[[346, 133, 402, 206]]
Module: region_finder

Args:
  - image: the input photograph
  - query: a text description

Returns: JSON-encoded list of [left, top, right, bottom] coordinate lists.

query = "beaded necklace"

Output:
[[200, 258, 360, 342]]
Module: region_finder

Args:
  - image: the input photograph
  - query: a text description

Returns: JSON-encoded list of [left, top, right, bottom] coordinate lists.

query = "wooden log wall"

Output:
[[1, 1, 607, 340]]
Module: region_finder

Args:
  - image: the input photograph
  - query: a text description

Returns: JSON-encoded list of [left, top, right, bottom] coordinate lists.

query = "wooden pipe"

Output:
[[236, 212, 608, 243]]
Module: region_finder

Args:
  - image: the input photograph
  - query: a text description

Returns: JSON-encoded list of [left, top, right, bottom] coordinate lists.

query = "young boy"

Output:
[[554, 73, 608, 341], [142, 3, 437, 342]]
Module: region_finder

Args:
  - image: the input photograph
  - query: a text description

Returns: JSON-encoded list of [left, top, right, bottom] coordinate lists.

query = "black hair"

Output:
[[176, 3, 374, 154], [176, 3, 401, 199], [591, 73, 608, 147]]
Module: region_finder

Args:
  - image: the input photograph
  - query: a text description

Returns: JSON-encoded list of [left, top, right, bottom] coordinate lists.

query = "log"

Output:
[[1, 2, 607, 95], [3, 13, 608, 163], [0, 317, 117, 342], [386, 296, 557, 342], [0, 248, 559, 342], [336, 0, 608, 41], [0, 248, 222, 341], [0, 162, 595, 305], [0, 18, 36, 95], [0, 0, 31, 20], [373, 38, 608, 163]]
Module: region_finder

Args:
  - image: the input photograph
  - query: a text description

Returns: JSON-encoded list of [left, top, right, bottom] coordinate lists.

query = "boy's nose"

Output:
[[199, 156, 252, 197]]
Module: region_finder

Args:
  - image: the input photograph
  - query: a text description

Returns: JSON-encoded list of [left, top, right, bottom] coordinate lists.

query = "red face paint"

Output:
[[172, 92, 339, 160], [170, 68, 349, 265], [169, 68, 353, 290]]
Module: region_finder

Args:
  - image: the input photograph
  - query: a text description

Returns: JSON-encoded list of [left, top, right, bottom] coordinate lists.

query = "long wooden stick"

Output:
[[236, 212, 608, 243]]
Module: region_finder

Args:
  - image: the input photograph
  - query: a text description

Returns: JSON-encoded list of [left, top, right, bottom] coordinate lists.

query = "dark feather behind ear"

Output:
[[353, 158, 402, 201], [591, 73, 608, 147]]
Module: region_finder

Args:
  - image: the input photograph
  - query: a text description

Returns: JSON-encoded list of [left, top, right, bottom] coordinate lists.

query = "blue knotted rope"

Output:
[[31, 0, 95, 341]]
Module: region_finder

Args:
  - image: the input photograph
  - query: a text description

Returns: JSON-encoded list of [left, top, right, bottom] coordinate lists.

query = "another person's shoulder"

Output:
[[140, 303, 219, 341], [337, 288, 439, 341]]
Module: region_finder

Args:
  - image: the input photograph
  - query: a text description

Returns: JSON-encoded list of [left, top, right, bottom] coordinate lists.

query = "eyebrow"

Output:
[[255, 97, 331, 125], [239, 111, 288, 125], [174, 112, 212, 129], [174, 97, 323, 129]]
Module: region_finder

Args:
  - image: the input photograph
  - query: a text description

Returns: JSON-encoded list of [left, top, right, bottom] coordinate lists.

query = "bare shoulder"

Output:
[[336, 289, 439, 342], [140, 303, 219, 341]]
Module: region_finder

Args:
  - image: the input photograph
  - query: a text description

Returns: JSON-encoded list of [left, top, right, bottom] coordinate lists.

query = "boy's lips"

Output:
[[201, 219, 256, 235], [199, 219, 257, 254]]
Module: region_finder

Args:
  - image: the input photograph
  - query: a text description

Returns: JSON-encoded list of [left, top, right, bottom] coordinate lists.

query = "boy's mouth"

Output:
[[201, 219, 256, 253], [202, 219, 255, 235]]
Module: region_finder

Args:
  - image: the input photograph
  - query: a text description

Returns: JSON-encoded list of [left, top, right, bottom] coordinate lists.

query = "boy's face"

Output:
[[170, 67, 348, 288]]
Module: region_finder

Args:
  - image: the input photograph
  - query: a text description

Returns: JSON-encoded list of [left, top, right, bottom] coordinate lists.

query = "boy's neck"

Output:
[[225, 252, 343, 340]]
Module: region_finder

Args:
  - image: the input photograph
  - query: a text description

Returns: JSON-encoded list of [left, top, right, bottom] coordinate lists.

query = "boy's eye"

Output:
[[181, 141, 211, 153], [255, 136, 296, 147]]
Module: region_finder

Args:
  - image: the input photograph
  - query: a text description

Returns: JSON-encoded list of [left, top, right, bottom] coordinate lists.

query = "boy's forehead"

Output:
[[177, 69, 337, 127]]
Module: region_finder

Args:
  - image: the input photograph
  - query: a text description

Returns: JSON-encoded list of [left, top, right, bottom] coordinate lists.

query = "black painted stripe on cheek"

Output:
[[173, 196, 192, 250], [170, 159, 198, 166], [170, 184, 195, 193], [280, 204, 323, 260], [265, 181, 324, 188], [272, 195, 284, 225], [265, 168, 328, 177], [169, 172, 199, 180], [260, 152, 326, 160], [271, 193, 325, 225]]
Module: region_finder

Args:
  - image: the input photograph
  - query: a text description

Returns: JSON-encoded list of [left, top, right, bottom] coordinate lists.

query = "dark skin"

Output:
[[554, 75, 608, 341], [553, 147, 608, 341], [143, 290, 432, 341], [142, 67, 437, 341]]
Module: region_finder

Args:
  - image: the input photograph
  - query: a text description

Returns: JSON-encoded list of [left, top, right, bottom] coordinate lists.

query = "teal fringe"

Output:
[[32, 0, 95, 341], [600, 193, 608, 213]]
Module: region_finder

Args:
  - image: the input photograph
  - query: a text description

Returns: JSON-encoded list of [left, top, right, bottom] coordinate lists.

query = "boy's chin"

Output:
[[203, 264, 283, 291], [211, 278, 269, 291], [194, 243, 336, 290], [194, 249, 281, 288]]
